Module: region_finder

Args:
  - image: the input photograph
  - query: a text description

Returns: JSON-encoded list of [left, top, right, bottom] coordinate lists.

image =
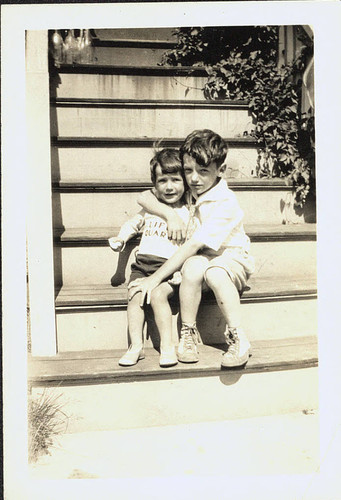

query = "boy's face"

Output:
[[154, 165, 185, 206], [183, 154, 225, 197]]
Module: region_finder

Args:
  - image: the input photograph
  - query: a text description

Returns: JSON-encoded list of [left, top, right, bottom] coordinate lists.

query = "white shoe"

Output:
[[119, 345, 145, 366], [159, 347, 178, 367], [177, 324, 201, 363], [221, 328, 251, 368]]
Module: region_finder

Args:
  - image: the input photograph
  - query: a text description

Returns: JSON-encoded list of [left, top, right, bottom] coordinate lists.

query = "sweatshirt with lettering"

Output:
[[117, 206, 191, 259]]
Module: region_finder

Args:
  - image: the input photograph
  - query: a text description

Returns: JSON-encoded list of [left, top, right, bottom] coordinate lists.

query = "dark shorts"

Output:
[[128, 254, 168, 284]]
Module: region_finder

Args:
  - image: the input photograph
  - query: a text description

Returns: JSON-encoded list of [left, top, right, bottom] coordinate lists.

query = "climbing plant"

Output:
[[162, 26, 315, 210]]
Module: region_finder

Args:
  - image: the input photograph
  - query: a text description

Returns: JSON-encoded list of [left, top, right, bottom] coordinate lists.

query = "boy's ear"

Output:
[[218, 163, 226, 177]]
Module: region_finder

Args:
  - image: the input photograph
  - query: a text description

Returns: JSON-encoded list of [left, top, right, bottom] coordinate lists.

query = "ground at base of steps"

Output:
[[29, 411, 320, 483]]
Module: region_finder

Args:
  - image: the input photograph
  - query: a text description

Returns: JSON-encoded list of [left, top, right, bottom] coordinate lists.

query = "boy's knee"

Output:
[[182, 257, 206, 283], [205, 266, 229, 288], [150, 286, 167, 306], [128, 288, 141, 302]]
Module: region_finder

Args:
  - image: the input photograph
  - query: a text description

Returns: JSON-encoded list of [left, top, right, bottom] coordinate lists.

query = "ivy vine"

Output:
[[161, 27, 315, 212]]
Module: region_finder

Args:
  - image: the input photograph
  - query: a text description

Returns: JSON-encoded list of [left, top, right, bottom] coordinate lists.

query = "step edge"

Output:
[[93, 39, 176, 49], [28, 359, 319, 387], [51, 136, 256, 144], [51, 178, 293, 192], [51, 97, 249, 109], [57, 64, 210, 76], [55, 236, 316, 245], [54, 287, 318, 309], [28, 337, 319, 386], [54, 224, 317, 244]]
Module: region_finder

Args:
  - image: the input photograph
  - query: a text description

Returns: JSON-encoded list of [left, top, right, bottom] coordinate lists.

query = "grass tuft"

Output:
[[28, 389, 70, 463]]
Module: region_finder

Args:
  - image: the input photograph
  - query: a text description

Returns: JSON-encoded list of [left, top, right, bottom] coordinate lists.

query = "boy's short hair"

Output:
[[180, 129, 228, 168], [150, 148, 183, 184]]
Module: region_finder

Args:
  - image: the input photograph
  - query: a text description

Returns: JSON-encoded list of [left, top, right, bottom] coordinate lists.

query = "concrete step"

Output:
[[54, 276, 317, 352], [53, 224, 316, 286], [51, 179, 306, 229], [52, 65, 208, 100], [50, 99, 254, 139], [28, 336, 318, 432], [51, 136, 258, 182]]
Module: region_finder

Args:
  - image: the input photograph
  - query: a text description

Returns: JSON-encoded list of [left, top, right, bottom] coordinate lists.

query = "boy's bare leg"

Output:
[[119, 289, 145, 366], [204, 267, 241, 327], [177, 256, 207, 363], [150, 282, 175, 351], [127, 289, 145, 348], [179, 256, 207, 323], [205, 266, 250, 367]]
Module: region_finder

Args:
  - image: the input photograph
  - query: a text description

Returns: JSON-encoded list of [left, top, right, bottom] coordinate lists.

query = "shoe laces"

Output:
[[181, 326, 201, 348], [225, 329, 240, 356]]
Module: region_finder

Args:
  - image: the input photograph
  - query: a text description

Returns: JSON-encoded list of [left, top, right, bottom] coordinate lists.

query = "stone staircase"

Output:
[[28, 29, 318, 430]]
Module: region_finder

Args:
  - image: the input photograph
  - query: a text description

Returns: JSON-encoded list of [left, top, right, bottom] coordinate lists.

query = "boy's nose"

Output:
[[191, 172, 199, 183]]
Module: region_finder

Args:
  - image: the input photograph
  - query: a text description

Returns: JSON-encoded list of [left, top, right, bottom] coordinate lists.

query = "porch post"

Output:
[[278, 26, 295, 67], [26, 30, 57, 356]]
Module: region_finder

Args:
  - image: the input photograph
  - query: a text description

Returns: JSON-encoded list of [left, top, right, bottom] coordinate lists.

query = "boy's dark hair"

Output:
[[150, 148, 183, 184], [180, 129, 228, 168]]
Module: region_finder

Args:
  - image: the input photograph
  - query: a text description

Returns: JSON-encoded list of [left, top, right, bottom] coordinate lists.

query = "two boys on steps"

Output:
[[110, 129, 255, 369]]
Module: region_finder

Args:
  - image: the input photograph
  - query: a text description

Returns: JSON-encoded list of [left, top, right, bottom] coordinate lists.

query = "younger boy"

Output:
[[109, 148, 193, 368], [129, 130, 255, 367]]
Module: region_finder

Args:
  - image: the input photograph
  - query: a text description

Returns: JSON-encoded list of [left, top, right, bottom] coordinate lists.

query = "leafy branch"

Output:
[[162, 26, 315, 210]]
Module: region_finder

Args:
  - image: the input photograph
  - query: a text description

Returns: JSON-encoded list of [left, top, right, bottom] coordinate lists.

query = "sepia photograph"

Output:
[[2, 3, 341, 499]]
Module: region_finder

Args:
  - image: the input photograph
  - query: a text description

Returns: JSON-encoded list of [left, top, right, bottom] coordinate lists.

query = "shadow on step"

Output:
[[219, 371, 244, 385], [142, 301, 233, 354], [111, 243, 136, 286]]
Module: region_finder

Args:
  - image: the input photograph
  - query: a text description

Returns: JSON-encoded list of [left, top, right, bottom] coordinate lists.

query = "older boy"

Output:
[[129, 130, 255, 367]]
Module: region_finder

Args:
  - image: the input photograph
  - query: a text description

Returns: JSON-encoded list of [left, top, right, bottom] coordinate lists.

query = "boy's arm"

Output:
[[128, 237, 204, 306], [137, 190, 187, 243], [108, 211, 144, 251]]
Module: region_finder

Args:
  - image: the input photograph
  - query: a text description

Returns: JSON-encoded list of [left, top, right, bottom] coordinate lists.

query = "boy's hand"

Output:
[[108, 237, 124, 252], [168, 271, 182, 286], [166, 213, 187, 244], [128, 275, 161, 307]]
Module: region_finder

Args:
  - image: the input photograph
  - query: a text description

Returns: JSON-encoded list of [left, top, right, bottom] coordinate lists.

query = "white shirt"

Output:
[[117, 206, 191, 259], [190, 179, 251, 255]]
